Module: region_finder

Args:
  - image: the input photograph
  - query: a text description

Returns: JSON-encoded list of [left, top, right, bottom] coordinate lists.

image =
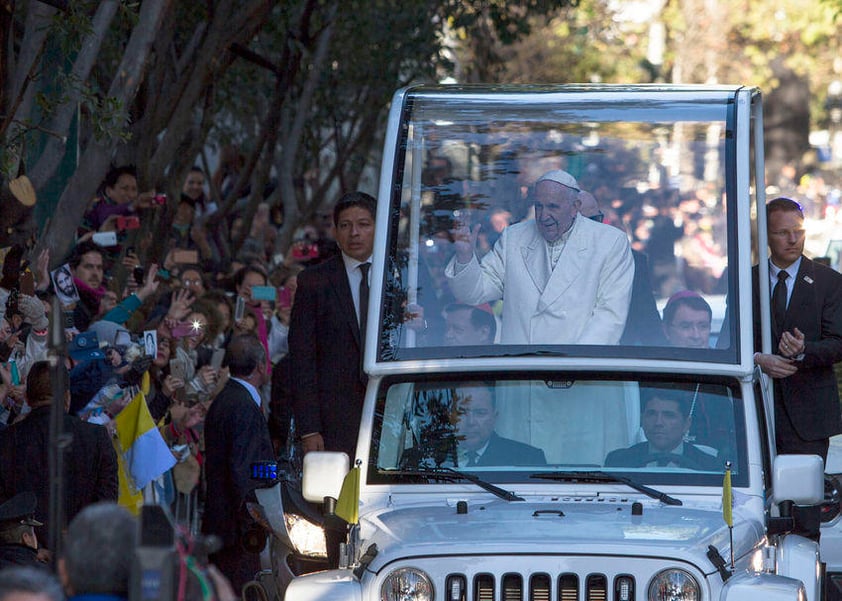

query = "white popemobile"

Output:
[[258, 85, 841, 601]]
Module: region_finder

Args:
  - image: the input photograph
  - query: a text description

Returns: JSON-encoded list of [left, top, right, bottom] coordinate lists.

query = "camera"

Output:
[[115, 215, 140, 230], [153, 193, 167, 206], [130, 504, 221, 601], [291, 242, 319, 260]]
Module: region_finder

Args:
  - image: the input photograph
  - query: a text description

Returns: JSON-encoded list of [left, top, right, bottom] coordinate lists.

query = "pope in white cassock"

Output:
[[445, 169, 634, 346]]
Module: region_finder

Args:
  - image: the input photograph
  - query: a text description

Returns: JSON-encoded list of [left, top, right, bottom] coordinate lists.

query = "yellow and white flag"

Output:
[[114, 375, 176, 493], [336, 465, 361, 524]]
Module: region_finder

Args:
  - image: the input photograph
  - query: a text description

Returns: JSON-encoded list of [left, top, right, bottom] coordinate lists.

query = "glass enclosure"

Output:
[[370, 374, 745, 487], [377, 87, 747, 363]]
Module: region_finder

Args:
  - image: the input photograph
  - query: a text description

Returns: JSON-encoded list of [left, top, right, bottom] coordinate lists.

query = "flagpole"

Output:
[[48, 300, 68, 564]]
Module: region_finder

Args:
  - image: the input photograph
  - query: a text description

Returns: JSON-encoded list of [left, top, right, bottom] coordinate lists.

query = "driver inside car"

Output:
[[400, 383, 546, 468], [604, 383, 721, 471]]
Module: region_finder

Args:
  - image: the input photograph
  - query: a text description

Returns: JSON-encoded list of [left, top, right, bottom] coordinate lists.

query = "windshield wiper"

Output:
[[379, 468, 525, 502], [530, 471, 682, 506]]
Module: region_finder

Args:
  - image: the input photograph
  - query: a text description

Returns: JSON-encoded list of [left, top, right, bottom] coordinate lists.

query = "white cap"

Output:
[[535, 169, 580, 192]]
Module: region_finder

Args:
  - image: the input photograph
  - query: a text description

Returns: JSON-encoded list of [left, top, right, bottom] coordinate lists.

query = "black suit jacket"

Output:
[[289, 255, 367, 458], [474, 433, 546, 466], [604, 441, 721, 471], [752, 258, 842, 441], [0, 405, 117, 546], [202, 379, 274, 548], [400, 432, 546, 468], [620, 250, 667, 346]]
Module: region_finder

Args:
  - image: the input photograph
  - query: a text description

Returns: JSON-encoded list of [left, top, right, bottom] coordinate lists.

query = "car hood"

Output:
[[359, 497, 763, 573]]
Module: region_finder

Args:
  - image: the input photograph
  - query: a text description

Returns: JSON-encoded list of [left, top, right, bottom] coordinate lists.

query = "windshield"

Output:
[[370, 374, 746, 487], [377, 88, 745, 364]]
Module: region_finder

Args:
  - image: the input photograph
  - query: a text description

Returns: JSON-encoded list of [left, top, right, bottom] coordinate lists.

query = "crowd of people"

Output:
[[0, 162, 339, 596], [0, 152, 840, 599]]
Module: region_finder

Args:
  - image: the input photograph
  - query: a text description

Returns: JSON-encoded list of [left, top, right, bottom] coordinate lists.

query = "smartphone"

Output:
[[19, 271, 34, 296], [234, 296, 245, 322], [172, 249, 199, 265], [9, 360, 20, 386], [114, 330, 132, 348], [169, 358, 187, 380], [116, 215, 140, 230], [251, 285, 276, 302], [210, 348, 225, 370], [171, 321, 200, 339], [277, 286, 292, 309], [92, 231, 118, 247], [133, 266, 145, 286]]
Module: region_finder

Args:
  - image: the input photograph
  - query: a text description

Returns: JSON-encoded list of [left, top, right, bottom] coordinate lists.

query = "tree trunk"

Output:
[[38, 0, 173, 265], [28, 1, 120, 190]]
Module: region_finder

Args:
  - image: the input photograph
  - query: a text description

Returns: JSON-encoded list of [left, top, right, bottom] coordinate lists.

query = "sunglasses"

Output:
[[587, 211, 605, 223]]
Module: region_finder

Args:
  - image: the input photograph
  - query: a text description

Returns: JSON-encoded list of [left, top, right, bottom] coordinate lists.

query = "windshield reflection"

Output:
[[379, 97, 738, 363], [373, 377, 741, 485]]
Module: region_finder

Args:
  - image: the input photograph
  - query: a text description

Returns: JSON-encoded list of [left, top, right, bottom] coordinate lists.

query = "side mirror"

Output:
[[302, 452, 350, 503], [773, 455, 824, 505]]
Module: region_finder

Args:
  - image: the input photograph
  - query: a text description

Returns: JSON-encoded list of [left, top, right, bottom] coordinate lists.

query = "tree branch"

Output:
[[229, 43, 282, 76]]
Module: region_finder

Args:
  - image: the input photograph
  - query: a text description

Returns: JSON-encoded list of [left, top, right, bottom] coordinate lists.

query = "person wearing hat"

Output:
[[445, 168, 634, 345], [0, 492, 43, 570]]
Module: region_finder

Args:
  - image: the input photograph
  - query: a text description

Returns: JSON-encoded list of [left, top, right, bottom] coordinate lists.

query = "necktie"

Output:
[[358, 262, 371, 342], [772, 270, 789, 331]]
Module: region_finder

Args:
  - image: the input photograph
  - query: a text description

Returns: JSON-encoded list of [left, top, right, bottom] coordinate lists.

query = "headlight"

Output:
[[648, 568, 700, 601], [284, 513, 327, 558], [381, 567, 434, 601]]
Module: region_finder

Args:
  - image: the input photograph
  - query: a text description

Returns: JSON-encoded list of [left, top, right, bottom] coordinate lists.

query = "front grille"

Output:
[[442, 572, 633, 601]]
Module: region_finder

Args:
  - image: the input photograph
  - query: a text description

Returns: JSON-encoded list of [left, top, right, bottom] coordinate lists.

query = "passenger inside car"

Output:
[[604, 383, 722, 471]]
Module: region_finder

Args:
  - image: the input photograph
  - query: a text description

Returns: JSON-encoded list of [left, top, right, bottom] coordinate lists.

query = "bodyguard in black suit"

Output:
[[202, 335, 274, 592], [605, 383, 721, 471], [752, 198, 842, 462], [289, 192, 376, 459]]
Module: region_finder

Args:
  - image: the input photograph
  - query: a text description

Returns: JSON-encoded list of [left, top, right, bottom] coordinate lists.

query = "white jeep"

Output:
[[268, 85, 835, 601]]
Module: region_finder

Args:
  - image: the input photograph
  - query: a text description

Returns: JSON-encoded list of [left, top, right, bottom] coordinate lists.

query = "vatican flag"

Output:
[[722, 463, 733, 528], [335, 465, 361, 524], [114, 374, 176, 493]]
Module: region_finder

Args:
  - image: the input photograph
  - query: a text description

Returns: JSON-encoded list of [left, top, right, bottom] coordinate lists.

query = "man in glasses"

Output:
[[446, 169, 633, 345], [578, 190, 665, 346]]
